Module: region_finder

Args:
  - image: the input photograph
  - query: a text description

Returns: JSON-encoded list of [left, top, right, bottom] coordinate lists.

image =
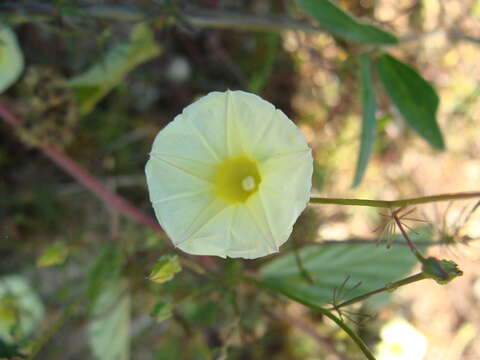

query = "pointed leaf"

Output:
[[67, 23, 161, 115], [260, 228, 431, 309], [86, 245, 130, 360], [298, 0, 397, 45], [352, 53, 377, 187], [86, 244, 123, 305], [376, 53, 445, 150], [150, 301, 173, 322], [87, 282, 130, 360]]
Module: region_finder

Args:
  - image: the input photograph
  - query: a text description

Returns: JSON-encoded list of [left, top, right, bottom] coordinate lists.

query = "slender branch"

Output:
[[392, 208, 417, 252], [0, 102, 165, 237], [267, 308, 349, 360], [319, 237, 480, 246], [398, 29, 443, 43], [292, 241, 315, 284], [332, 273, 426, 310], [310, 192, 480, 208], [450, 32, 480, 45], [243, 275, 376, 360], [321, 308, 376, 360], [0, 3, 323, 34], [181, 10, 323, 33]]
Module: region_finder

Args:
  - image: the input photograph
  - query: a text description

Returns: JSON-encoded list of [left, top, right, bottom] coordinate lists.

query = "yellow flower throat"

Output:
[[213, 156, 261, 203]]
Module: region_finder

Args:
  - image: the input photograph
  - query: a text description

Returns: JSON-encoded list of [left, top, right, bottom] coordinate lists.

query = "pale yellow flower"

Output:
[[145, 90, 312, 258], [376, 318, 428, 360]]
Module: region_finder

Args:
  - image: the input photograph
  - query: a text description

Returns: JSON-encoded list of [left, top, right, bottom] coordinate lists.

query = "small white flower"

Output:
[[376, 318, 428, 360], [145, 90, 313, 258]]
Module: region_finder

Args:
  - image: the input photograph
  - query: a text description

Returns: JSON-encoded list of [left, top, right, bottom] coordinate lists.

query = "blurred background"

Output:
[[1, 0, 480, 359]]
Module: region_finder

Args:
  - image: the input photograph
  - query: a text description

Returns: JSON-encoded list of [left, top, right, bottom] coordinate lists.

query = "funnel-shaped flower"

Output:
[[145, 90, 312, 259]]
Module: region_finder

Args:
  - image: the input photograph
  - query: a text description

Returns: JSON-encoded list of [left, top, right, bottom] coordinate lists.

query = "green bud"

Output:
[[421, 257, 463, 284], [36, 243, 69, 267], [148, 254, 182, 284]]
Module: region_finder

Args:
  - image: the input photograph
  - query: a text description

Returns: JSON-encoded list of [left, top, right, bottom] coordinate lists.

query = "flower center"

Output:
[[213, 156, 261, 203]]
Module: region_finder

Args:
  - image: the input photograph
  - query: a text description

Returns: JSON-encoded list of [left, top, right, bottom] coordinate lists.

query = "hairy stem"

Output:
[[310, 192, 480, 208], [332, 273, 426, 310], [243, 275, 376, 360], [392, 207, 417, 252]]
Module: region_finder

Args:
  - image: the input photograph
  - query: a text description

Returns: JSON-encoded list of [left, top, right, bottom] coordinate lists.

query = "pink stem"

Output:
[[0, 102, 165, 237]]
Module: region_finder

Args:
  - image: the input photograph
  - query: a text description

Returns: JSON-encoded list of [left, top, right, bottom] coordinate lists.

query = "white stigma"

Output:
[[241, 176, 256, 191]]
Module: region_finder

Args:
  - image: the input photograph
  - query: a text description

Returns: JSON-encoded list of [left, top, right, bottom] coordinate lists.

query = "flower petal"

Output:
[[177, 204, 235, 257], [227, 92, 309, 161], [226, 202, 282, 259], [145, 156, 212, 202], [182, 91, 242, 159], [260, 150, 313, 216], [150, 113, 219, 166]]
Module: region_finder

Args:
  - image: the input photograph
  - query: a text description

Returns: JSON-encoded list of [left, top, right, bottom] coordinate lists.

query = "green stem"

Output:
[[243, 275, 376, 360], [322, 311, 376, 360], [392, 208, 417, 253], [292, 241, 315, 285], [310, 191, 480, 208], [332, 273, 426, 310]]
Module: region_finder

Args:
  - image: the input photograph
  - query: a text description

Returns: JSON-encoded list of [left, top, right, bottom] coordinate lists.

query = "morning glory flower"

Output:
[[145, 90, 313, 259]]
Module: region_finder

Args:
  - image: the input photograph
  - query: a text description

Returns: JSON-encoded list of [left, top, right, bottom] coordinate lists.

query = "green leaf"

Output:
[[87, 282, 130, 360], [86, 245, 130, 360], [248, 33, 280, 93], [148, 254, 182, 284], [67, 23, 161, 115], [0, 338, 23, 358], [298, 0, 398, 45], [150, 301, 173, 322], [376, 53, 445, 150], [260, 228, 431, 309], [86, 244, 123, 305], [0, 276, 44, 344], [36, 243, 69, 267], [0, 25, 24, 93], [352, 53, 377, 187]]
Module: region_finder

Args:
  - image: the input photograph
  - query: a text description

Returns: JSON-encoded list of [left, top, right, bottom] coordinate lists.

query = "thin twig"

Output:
[[0, 3, 324, 34], [310, 192, 480, 208], [392, 207, 416, 252], [330, 273, 426, 310], [450, 32, 480, 45], [268, 308, 348, 360], [243, 275, 376, 360], [181, 9, 323, 33], [0, 102, 165, 237]]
